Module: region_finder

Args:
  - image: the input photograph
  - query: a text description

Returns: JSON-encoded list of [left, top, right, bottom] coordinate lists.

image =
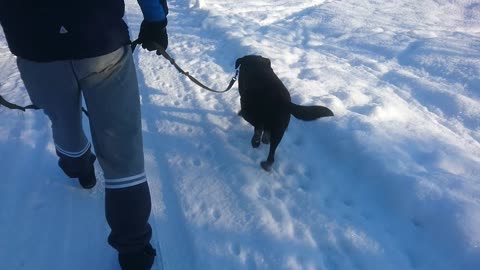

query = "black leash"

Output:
[[0, 94, 39, 111], [0, 93, 90, 116], [131, 39, 238, 93]]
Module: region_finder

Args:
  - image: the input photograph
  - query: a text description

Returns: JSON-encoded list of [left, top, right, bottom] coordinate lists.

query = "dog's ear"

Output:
[[260, 57, 271, 67], [235, 57, 244, 69]]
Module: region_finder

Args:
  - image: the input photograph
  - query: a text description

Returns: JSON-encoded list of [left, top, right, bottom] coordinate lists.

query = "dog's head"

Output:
[[235, 55, 271, 70]]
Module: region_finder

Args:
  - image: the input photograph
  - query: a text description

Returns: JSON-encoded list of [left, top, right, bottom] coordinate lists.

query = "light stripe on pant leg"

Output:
[[56, 142, 91, 158], [104, 172, 147, 189]]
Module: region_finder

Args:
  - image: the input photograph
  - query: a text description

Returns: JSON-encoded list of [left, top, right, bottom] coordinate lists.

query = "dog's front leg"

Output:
[[260, 126, 286, 171], [251, 126, 263, 148], [261, 141, 278, 171], [261, 130, 270, 144]]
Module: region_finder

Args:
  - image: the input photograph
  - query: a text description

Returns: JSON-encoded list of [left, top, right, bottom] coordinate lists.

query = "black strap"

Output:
[[131, 39, 238, 93], [0, 94, 39, 112], [0, 94, 90, 117]]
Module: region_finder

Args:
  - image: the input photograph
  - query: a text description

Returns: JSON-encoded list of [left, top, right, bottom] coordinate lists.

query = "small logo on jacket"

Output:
[[59, 26, 68, 34]]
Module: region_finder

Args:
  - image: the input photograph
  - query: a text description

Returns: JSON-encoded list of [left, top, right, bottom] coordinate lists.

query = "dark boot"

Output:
[[58, 151, 97, 189], [78, 154, 97, 189], [119, 244, 156, 270]]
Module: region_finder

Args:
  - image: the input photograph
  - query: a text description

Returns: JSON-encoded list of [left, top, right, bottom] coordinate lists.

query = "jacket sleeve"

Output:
[[137, 0, 169, 22]]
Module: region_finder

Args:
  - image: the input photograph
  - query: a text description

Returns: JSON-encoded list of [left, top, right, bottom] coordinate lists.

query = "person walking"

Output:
[[0, 0, 169, 269]]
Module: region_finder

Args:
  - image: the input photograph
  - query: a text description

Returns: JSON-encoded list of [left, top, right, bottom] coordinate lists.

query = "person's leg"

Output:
[[16, 58, 96, 188], [72, 46, 155, 268]]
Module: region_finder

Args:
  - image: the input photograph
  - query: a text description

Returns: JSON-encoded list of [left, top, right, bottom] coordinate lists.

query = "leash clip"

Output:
[[232, 66, 240, 81]]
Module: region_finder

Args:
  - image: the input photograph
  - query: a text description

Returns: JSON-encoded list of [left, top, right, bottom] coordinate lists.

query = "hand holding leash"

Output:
[[137, 19, 168, 51]]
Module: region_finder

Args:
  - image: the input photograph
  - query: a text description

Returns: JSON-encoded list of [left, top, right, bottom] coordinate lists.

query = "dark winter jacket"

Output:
[[0, 0, 168, 62]]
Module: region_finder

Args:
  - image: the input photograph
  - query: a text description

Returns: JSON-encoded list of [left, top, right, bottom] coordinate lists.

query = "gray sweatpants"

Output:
[[17, 46, 153, 254]]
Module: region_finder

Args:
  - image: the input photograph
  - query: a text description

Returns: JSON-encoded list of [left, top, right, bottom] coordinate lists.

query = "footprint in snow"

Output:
[[257, 185, 272, 200]]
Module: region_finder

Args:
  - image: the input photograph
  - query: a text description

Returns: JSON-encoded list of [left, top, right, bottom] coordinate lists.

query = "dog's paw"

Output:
[[251, 139, 261, 148], [260, 161, 272, 171]]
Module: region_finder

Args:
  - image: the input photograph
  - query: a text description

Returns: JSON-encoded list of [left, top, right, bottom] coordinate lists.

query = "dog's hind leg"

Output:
[[251, 126, 263, 148]]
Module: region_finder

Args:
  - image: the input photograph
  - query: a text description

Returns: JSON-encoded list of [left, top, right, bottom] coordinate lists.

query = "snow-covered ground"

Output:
[[1, 0, 480, 269]]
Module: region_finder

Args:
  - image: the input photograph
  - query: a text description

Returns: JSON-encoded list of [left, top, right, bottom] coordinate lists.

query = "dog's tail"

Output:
[[289, 102, 334, 121]]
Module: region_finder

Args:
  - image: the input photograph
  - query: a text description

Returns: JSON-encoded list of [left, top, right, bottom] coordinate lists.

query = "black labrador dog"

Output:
[[235, 55, 334, 171]]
